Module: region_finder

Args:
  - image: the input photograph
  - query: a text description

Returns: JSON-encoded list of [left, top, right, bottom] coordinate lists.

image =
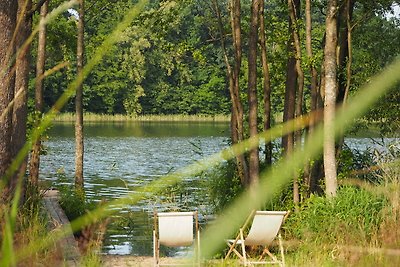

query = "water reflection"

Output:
[[41, 122, 230, 255], [41, 121, 395, 255]]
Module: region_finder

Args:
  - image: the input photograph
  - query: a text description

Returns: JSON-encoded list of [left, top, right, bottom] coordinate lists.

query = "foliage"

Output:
[[286, 186, 387, 244], [2, 0, 400, 266], [31, 0, 400, 123], [203, 160, 243, 214], [352, 14, 400, 134], [56, 173, 95, 222], [337, 144, 378, 182]]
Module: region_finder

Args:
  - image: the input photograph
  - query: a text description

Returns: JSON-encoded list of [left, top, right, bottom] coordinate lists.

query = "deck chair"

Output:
[[153, 211, 200, 266], [225, 210, 289, 266]]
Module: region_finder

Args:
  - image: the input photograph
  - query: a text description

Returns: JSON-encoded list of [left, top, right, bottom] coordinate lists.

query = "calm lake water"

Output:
[[40, 121, 230, 255], [40, 121, 397, 255]]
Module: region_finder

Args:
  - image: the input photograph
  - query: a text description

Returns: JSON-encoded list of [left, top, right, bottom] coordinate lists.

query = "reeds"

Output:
[[1, 0, 400, 265], [53, 112, 230, 122]]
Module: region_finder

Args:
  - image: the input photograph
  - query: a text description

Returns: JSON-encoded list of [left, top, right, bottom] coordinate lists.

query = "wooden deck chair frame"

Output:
[[153, 211, 200, 267], [225, 210, 289, 266]]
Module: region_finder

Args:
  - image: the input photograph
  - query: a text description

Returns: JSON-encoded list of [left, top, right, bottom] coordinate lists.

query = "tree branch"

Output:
[[29, 0, 49, 16]]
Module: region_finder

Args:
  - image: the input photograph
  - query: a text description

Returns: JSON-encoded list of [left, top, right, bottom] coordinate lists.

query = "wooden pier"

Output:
[[42, 189, 81, 266]]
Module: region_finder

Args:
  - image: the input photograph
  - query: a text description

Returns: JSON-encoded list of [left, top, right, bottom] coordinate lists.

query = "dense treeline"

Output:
[[36, 0, 399, 119], [1, 1, 400, 264], [0, 0, 399, 201]]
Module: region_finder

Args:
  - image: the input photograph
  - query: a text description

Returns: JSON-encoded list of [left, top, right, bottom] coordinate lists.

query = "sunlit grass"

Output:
[[1, 0, 400, 265]]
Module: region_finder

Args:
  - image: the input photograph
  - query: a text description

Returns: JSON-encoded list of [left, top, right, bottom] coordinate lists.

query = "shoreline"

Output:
[[53, 113, 230, 123]]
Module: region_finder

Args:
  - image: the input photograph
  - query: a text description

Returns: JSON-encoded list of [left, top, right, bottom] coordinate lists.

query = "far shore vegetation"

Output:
[[53, 112, 231, 122]]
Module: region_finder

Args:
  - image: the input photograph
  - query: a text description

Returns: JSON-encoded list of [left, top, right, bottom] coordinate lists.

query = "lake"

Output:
[[39, 121, 396, 255], [40, 121, 231, 255]]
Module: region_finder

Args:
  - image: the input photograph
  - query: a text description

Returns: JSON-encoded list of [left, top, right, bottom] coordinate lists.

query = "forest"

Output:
[[17, 0, 400, 118], [0, 0, 400, 266]]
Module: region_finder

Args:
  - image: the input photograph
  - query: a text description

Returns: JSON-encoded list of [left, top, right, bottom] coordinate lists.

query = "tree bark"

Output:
[[304, 0, 322, 195], [288, 0, 304, 124], [335, 0, 355, 158], [282, 0, 297, 156], [230, 0, 250, 186], [212, 0, 249, 186], [29, 0, 48, 187], [305, 0, 319, 116], [0, 0, 17, 201], [75, 0, 85, 190], [258, 0, 272, 167], [287, 0, 303, 205], [247, 0, 261, 186], [323, 0, 339, 198], [12, 0, 33, 199]]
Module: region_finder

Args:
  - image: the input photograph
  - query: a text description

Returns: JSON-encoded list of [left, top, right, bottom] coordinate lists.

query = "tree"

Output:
[[258, 0, 272, 166], [75, 0, 84, 190], [323, 0, 339, 197], [0, 0, 18, 201], [247, 0, 261, 186], [211, 0, 249, 186], [304, 0, 323, 195], [282, 0, 300, 203], [12, 0, 33, 193], [29, 0, 48, 188]]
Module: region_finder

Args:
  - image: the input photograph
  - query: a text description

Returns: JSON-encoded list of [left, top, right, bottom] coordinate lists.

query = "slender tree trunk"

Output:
[[75, 0, 85, 190], [282, 0, 298, 156], [287, 0, 303, 205], [258, 0, 272, 167], [305, 0, 319, 116], [304, 0, 321, 195], [0, 0, 17, 201], [230, 0, 249, 186], [29, 0, 48, 187], [212, 0, 248, 185], [288, 0, 304, 124], [247, 0, 261, 186], [323, 0, 339, 198], [335, 0, 355, 158]]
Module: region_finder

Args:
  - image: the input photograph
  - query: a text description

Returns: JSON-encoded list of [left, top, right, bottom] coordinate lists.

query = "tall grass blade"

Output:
[[3, 1, 399, 264], [0, 0, 149, 192]]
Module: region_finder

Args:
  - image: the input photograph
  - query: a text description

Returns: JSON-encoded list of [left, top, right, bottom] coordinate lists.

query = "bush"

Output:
[[203, 160, 243, 214], [287, 186, 387, 244], [337, 145, 378, 182]]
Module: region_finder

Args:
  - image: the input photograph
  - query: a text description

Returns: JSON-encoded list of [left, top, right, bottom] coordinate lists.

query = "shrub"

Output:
[[287, 186, 387, 245], [203, 160, 243, 214]]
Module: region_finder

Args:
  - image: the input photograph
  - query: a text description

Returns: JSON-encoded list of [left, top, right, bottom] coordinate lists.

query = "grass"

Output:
[[1, 0, 399, 265], [53, 112, 230, 122], [282, 157, 400, 267]]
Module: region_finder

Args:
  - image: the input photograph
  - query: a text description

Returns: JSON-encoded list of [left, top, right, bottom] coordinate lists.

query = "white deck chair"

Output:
[[225, 210, 289, 266], [153, 211, 200, 266]]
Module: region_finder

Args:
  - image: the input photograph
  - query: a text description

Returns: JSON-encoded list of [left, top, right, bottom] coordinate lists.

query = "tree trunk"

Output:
[[212, 0, 248, 185], [323, 0, 339, 198], [0, 0, 17, 201], [247, 0, 261, 186], [335, 0, 355, 158], [211, 0, 248, 186], [287, 0, 303, 205], [258, 0, 272, 167], [12, 0, 33, 200], [230, 0, 249, 186], [282, 0, 298, 205], [75, 0, 85, 190], [29, 0, 48, 187], [288, 0, 304, 124], [304, 0, 322, 196]]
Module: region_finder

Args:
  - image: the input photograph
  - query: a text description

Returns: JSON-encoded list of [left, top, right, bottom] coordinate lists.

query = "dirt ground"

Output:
[[101, 256, 220, 267], [102, 256, 154, 267]]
